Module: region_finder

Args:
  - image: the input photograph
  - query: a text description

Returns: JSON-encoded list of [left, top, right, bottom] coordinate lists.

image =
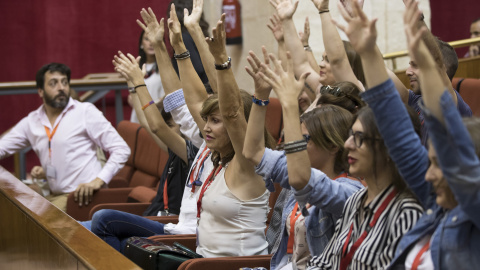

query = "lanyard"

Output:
[[44, 118, 64, 159], [190, 147, 211, 193], [339, 188, 398, 270], [411, 239, 431, 270], [196, 165, 223, 219], [286, 202, 302, 254]]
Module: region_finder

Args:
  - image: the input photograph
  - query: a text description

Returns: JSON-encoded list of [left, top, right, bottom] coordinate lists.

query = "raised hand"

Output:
[[137, 8, 165, 46], [113, 51, 144, 85], [403, 0, 427, 60], [339, 0, 365, 17], [206, 14, 228, 62], [269, 0, 299, 21], [184, 0, 203, 28], [167, 3, 184, 48], [259, 52, 309, 107], [311, 0, 329, 12], [332, 0, 377, 54], [298, 17, 310, 46], [267, 14, 284, 42], [246, 47, 273, 96]]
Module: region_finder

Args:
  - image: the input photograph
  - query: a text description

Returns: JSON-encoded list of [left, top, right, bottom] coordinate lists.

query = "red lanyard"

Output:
[[411, 239, 431, 270], [286, 202, 302, 253], [44, 119, 63, 159], [196, 165, 222, 219], [162, 169, 171, 212], [339, 188, 398, 270], [190, 147, 211, 193]]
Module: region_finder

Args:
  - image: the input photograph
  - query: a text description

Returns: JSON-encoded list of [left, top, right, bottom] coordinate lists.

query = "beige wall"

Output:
[[202, 0, 431, 92]]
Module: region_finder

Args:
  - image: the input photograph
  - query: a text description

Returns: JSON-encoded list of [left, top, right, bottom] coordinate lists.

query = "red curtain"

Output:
[[0, 0, 169, 172]]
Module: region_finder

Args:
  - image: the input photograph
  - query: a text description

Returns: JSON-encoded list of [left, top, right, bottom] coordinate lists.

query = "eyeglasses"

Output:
[[348, 129, 382, 148], [320, 85, 344, 97], [303, 134, 311, 143]]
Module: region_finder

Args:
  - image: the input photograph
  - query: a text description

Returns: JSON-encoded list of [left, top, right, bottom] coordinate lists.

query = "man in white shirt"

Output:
[[0, 63, 130, 211]]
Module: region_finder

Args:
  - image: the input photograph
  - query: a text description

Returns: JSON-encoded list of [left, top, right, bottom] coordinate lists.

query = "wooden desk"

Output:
[[0, 166, 140, 270]]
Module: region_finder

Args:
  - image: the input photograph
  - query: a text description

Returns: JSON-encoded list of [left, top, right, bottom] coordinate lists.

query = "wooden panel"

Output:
[[0, 166, 141, 270]]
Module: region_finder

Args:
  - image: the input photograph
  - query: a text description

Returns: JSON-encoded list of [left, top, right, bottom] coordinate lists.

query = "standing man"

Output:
[[0, 63, 130, 211]]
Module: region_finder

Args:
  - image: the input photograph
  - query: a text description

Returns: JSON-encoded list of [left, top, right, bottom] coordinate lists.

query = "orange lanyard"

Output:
[[44, 120, 62, 159], [411, 239, 431, 270], [286, 202, 302, 253]]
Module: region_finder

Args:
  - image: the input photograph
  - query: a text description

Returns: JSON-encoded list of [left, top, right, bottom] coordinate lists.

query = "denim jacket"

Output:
[[255, 148, 364, 270], [362, 79, 480, 269]]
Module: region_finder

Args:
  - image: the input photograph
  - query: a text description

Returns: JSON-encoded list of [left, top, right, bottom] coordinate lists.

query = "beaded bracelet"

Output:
[[252, 95, 270, 106], [284, 139, 307, 154], [142, 100, 154, 111], [319, 9, 329, 14], [174, 50, 191, 60]]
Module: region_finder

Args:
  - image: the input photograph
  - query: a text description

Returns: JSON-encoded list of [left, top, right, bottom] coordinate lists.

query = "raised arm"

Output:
[[183, 0, 218, 93], [314, 0, 363, 89], [168, 4, 209, 131], [260, 52, 310, 190], [267, 14, 289, 71], [113, 52, 188, 163], [270, 0, 322, 91], [243, 47, 273, 165], [334, 0, 431, 206], [137, 8, 181, 95], [205, 15, 255, 174], [299, 16, 321, 75]]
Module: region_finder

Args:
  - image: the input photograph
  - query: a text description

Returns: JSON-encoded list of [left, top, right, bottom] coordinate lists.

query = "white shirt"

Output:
[[0, 98, 130, 194], [163, 142, 211, 235]]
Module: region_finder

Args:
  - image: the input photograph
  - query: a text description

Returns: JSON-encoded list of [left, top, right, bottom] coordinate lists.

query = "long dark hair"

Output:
[[138, 31, 159, 72]]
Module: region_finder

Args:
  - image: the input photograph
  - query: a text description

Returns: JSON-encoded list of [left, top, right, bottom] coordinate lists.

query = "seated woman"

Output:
[[243, 50, 364, 270], [362, 1, 480, 268], [167, 5, 276, 257], [257, 50, 423, 269]]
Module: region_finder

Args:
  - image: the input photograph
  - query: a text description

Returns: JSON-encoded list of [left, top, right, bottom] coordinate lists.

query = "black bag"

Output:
[[124, 236, 202, 270]]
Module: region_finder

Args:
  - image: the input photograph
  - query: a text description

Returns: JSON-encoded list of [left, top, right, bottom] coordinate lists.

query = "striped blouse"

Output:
[[307, 185, 423, 270]]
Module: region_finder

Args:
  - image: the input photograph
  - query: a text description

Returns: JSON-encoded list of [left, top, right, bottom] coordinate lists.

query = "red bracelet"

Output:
[[142, 100, 154, 110]]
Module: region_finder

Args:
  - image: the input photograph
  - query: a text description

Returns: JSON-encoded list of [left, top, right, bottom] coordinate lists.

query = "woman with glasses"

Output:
[[243, 51, 364, 270], [302, 2, 425, 269]]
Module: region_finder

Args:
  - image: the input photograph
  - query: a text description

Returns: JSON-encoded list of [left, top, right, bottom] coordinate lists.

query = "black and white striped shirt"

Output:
[[307, 185, 423, 270]]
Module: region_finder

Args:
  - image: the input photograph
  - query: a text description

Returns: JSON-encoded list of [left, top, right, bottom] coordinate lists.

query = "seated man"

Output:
[[0, 63, 130, 211], [466, 17, 480, 57]]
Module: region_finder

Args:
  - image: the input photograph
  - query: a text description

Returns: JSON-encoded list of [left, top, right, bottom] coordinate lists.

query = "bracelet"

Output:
[[252, 95, 270, 106], [319, 9, 329, 14], [214, 57, 232, 70], [174, 50, 191, 60], [134, 84, 147, 90], [303, 45, 312, 52], [142, 100, 155, 110], [284, 139, 307, 154], [128, 87, 136, 94]]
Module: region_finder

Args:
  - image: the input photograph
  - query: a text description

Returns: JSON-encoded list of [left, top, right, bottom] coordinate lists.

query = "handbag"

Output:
[[124, 236, 202, 270]]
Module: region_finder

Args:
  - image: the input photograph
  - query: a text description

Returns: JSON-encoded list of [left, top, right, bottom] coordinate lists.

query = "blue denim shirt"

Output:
[[255, 148, 364, 270], [362, 79, 480, 269]]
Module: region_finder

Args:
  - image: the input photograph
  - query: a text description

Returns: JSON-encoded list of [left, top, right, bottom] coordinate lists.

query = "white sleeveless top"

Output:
[[196, 167, 270, 258]]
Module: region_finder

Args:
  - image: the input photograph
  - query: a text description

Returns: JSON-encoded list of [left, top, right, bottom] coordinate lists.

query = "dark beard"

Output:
[[44, 92, 69, 109]]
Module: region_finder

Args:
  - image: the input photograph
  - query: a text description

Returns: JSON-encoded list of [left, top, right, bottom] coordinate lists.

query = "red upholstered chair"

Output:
[[108, 121, 141, 187], [455, 78, 480, 116]]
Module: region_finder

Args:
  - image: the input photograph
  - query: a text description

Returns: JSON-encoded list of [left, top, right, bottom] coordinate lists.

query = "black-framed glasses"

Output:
[[348, 129, 382, 148], [320, 85, 344, 97], [303, 134, 311, 143]]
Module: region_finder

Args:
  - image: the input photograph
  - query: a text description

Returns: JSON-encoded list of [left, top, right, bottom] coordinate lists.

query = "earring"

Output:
[[140, 45, 144, 49]]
